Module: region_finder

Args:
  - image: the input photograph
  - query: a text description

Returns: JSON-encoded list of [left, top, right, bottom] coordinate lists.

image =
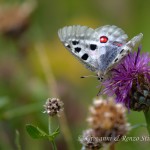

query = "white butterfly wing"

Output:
[[58, 25, 100, 72], [94, 25, 129, 74], [110, 33, 143, 70], [58, 25, 128, 73], [95, 25, 143, 74]]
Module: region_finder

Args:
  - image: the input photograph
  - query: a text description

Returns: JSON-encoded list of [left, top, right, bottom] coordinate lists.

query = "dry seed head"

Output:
[[87, 97, 127, 130], [43, 98, 64, 117], [80, 97, 130, 148], [79, 129, 102, 150]]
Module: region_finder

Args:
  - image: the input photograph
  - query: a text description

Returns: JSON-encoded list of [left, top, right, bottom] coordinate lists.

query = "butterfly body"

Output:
[[58, 25, 143, 81]]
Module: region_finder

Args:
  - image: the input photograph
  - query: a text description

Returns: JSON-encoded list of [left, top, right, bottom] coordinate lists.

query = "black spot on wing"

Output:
[[72, 40, 79, 45], [66, 44, 71, 48], [81, 53, 89, 60], [120, 49, 124, 54], [114, 58, 119, 62], [90, 44, 97, 51], [74, 47, 81, 53]]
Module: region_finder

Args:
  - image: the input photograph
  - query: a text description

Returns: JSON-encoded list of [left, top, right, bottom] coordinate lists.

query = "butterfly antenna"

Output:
[[80, 75, 98, 79]]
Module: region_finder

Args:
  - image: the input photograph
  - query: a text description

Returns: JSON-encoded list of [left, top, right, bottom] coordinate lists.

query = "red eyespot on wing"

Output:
[[100, 36, 108, 43]]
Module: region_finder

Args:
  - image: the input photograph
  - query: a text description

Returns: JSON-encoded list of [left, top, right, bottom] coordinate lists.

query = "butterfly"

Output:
[[58, 25, 143, 81]]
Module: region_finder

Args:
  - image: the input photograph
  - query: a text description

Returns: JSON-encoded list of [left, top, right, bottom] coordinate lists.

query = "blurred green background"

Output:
[[0, 0, 150, 150]]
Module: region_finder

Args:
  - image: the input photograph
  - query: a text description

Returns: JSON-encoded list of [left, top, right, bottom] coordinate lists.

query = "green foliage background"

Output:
[[0, 0, 150, 149]]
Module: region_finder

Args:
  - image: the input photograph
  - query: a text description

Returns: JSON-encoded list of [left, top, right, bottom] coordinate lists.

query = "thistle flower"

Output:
[[103, 47, 150, 111], [43, 98, 64, 117]]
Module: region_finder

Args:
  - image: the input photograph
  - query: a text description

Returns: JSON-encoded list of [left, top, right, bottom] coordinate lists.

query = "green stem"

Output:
[[15, 130, 21, 150], [51, 140, 57, 150], [48, 117, 52, 134], [48, 116, 57, 150], [130, 123, 146, 130], [144, 109, 150, 135]]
